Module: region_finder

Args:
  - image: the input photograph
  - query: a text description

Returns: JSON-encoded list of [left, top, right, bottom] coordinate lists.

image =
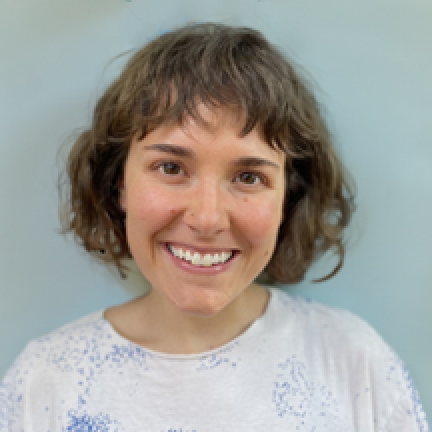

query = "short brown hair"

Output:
[[60, 23, 355, 284]]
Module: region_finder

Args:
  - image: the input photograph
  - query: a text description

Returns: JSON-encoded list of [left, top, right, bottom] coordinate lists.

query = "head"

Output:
[[62, 22, 354, 285]]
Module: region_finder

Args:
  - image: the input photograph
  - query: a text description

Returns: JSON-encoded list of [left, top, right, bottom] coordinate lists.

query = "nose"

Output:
[[183, 180, 230, 237]]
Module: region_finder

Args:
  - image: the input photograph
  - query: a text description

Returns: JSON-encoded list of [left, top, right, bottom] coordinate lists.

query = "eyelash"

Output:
[[154, 161, 268, 186]]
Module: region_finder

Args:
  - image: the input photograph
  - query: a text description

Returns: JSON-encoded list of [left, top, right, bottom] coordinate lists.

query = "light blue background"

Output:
[[1, 0, 431, 422]]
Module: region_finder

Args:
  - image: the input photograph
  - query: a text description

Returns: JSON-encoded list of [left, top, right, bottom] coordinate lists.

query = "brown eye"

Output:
[[236, 172, 261, 185], [159, 162, 183, 176]]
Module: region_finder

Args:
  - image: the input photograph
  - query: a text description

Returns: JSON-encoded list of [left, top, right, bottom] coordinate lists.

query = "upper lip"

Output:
[[165, 242, 239, 254]]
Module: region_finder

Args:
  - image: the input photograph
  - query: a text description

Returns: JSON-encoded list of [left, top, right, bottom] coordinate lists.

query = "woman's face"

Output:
[[119, 107, 286, 316]]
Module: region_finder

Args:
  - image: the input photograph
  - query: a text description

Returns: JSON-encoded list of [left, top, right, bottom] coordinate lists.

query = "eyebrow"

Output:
[[143, 143, 194, 158], [143, 143, 280, 170], [234, 157, 280, 170]]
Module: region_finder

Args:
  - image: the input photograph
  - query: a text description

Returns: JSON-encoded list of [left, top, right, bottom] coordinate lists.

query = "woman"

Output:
[[1, 23, 428, 431]]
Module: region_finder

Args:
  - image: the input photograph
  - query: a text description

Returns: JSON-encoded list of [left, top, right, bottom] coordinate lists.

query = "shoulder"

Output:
[[268, 287, 429, 430], [23, 310, 107, 365], [2, 307, 149, 386], [269, 286, 380, 347], [2, 310, 107, 383], [2, 311, 108, 391], [269, 287, 407, 380], [0, 310, 107, 430]]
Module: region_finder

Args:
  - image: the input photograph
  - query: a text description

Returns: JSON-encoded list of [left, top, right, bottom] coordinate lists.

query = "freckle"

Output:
[[243, 197, 248, 202], [264, 250, 269, 256]]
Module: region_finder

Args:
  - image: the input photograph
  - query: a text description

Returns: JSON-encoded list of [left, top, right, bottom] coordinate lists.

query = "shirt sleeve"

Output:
[[383, 393, 429, 432], [322, 305, 429, 431], [372, 346, 429, 432]]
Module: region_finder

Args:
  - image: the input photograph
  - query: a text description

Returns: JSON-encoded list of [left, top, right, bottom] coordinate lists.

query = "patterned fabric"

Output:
[[0, 288, 429, 431]]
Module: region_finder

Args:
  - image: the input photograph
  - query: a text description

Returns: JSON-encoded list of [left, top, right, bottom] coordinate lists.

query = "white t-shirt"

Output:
[[0, 288, 428, 431]]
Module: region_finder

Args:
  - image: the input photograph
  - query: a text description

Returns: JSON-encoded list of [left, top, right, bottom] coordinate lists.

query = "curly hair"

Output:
[[60, 22, 355, 284]]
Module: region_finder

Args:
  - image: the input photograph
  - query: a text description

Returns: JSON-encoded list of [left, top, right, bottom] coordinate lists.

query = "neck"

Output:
[[106, 283, 269, 355]]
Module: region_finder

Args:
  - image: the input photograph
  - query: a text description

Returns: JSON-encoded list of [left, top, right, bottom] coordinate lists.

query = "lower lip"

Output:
[[163, 243, 239, 275]]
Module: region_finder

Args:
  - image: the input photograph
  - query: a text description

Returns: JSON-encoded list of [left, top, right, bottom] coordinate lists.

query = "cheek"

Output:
[[237, 196, 283, 247], [125, 185, 177, 233]]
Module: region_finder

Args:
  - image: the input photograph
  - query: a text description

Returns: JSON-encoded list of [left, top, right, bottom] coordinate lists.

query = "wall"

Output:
[[1, 0, 431, 421]]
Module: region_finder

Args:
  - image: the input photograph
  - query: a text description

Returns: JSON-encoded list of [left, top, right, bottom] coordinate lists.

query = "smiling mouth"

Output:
[[167, 244, 236, 267]]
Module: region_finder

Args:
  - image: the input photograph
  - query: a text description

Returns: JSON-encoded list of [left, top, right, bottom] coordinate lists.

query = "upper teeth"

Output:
[[168, 245, 233, 266]]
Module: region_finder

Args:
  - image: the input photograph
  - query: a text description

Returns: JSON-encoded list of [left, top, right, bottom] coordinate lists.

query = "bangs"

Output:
[[129, 24, 295, 153]]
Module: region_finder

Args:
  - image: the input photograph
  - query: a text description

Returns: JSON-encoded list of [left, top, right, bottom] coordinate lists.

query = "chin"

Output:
[[167, 288, 231, 317]]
